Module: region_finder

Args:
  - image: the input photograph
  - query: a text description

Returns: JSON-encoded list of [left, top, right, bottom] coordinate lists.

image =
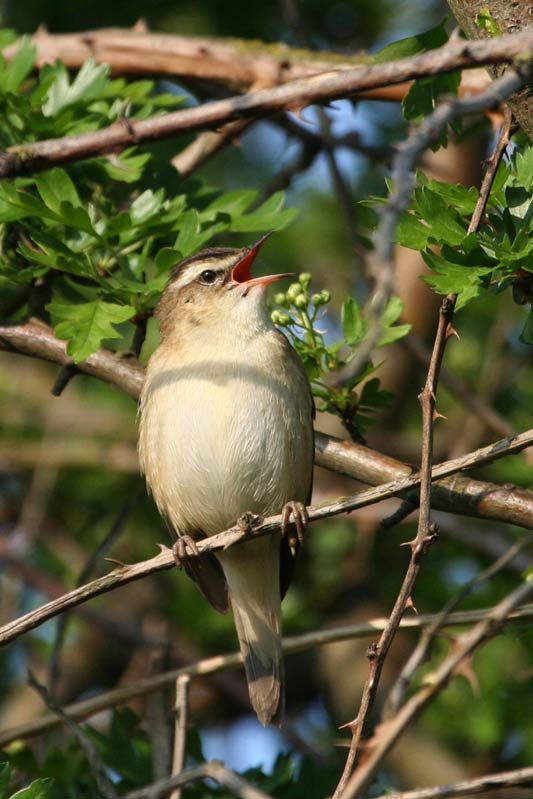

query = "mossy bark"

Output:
[[447, 0, 533, 139]]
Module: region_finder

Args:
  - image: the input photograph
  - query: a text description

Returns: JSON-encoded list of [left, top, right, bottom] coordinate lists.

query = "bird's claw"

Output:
[[281, 501, 308, 555], [172, 535, 200, 569]]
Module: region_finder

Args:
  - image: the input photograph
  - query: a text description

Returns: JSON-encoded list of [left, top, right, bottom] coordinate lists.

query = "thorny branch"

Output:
[[123, 760, 273, 799], [340, 579, 533, 799], [331, 75, 518, 799], [0, 428, 531, 651], [336, 63, 527, 387], [371, 766, 533, 799], [0, 30, 532, 178], [2, 602, 532, 747]]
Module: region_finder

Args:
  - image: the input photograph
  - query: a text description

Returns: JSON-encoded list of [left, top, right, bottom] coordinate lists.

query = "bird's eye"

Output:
[[199, 269, 218, 284]]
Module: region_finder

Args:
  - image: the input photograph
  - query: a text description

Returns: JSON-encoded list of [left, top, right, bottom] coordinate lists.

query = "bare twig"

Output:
[[2, 321, 532, 529], [0, 428, 531, 652], [2, 602, 532, 746], [123, 760, 273, 799], [372, 765, 533, 799], [48, 494, 137, 694], [0, 31, 532, 178], [385, 536, 533, 714], [28, 672, 119, 799], [169, 675, 190, 799], [340, 579, 533, 798]]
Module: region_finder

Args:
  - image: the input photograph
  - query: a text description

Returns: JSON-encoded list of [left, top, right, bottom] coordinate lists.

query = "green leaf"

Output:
[[374, 18, 449, 62], [514, 148, 533, 192], [10, 779, 54, 799], [42, 58, 109, 116], [155, 247, 181, 273], [477, 8, 500, 36], [47, 300, 135, 361], [519, 305, 533, 344], [102, 149, 151, 183], [228, 191, 298, 232], [415, 187, 467, 245], [341, 297, 367, 345], [376, 296, 412, 346], [35, 168, 81, 214], [0, 763, 9, 799], [130, 189, 165, 225], [396, 211, 430, 249], [403, 71, 461, 124], [1, 36, 35, 93]]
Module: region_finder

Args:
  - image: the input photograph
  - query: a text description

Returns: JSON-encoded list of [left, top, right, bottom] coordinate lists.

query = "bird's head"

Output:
[[156, 232, 292, 339]]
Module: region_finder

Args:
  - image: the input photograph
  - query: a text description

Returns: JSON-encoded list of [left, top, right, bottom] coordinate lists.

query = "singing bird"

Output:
[[138, 233, 314, 725]]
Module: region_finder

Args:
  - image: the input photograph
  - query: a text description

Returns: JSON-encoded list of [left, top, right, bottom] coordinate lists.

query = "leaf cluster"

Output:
[[391, 153, 533, 342], [0, 38, 297, 361]]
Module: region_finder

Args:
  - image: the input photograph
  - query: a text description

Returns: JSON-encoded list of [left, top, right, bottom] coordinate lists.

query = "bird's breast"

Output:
[[138, 332, 313, 537]]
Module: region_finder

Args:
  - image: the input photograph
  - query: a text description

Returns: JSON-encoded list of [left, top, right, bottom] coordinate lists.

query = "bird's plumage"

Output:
[[138, 240, 314, 724]]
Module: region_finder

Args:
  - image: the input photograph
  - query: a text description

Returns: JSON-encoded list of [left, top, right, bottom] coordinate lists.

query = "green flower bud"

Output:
[[320, 289, 331, 304], [274, 292, 287, 306], [294, 293, 308, 309], [287, 283, 302, 302], [271, 310, 291, 326], [299, 272, 312, 289], [311, 293, 322, 307]]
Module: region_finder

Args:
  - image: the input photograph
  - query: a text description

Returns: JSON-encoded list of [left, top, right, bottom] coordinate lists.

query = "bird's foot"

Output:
[[281, 501, 308, 555], [172, 535, 200, 569], [237, 511, 263, 535]]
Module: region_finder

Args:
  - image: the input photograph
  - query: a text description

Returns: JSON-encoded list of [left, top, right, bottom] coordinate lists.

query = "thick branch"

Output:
[[372, 766, 533, 799], [1, 321, 532, 529], [4, 28, 490, 97], [0, 30, 531, 178]]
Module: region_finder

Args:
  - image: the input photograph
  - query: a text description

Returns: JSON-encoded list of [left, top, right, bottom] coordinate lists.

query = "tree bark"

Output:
[[447, 0, 533, 139]]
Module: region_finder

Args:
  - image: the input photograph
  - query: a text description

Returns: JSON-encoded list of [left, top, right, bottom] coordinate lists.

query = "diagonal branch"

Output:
[[340, 578, 533, 798], [0, 427, 531, 651], [332, 75, 517, 799], [371, 766, 533, 799], [2, 602, 532, 747], [0, 30, 532, 178]]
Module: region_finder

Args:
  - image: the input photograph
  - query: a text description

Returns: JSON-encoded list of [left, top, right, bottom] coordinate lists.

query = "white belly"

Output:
[[139, 343, 313, 537]]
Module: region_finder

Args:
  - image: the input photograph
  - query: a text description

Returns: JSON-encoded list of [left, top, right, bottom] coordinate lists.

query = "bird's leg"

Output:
[[281, 501, 308, 554], [172, 534, 200, 569]]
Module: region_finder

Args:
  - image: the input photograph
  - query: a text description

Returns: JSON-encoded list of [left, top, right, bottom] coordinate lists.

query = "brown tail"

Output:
[[217, 536, 284, 726]]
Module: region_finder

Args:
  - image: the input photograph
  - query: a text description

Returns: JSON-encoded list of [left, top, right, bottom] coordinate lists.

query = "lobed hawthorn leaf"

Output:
[[341, 296, 367, 345], [9, 779, 54, 799], [377, 296, 411, 345], [374, 17, 449, 62], [0, 36, 35, 94], [414, 186, 467, 245], [227, 191, 299, 232], [42, 58, 109, 116], [47, 300, 135, 362], [35, 168, 81, 214]]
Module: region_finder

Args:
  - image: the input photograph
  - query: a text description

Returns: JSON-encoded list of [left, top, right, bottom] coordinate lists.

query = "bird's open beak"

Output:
[[231, 232, 293, 288]]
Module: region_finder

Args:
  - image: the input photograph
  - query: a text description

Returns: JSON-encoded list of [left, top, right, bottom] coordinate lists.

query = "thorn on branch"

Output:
[[446, 323, 460, 340], [366, 642, 378, 661], [405, 596, 418, 614]]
